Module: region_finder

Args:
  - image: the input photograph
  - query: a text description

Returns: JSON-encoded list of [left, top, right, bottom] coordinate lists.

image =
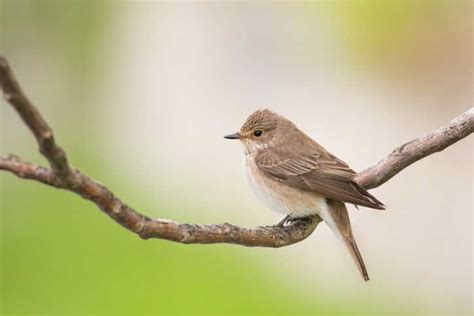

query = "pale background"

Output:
[[1, 2, 472, 315]]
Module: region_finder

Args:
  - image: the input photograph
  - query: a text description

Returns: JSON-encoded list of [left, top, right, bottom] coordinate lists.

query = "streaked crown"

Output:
[[241, 109, 282, 132], [238, 109, 296, 154]]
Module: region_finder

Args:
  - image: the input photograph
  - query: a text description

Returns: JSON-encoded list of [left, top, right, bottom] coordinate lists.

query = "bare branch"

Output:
[[0, 154, 58, 186], [356, 108, 474, 189], [0, 57, 76, 185], [0, 56, 472, 247], [0, 154, 321, 247]]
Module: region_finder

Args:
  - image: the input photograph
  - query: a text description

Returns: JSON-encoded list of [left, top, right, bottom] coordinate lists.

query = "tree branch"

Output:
[[1, 56, 472, 247], [0, 58, 76, 186], [356, 108, 474, 189]]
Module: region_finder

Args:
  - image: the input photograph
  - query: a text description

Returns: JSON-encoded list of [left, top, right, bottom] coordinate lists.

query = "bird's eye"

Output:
[[253, 130, 263, 137]]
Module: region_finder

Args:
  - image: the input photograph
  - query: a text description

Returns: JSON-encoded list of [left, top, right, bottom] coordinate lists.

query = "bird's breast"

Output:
[[244, 155, 327, 217]]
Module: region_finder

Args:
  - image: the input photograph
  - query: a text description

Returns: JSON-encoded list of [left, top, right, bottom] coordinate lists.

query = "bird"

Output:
[[224, 109, 385, 281]]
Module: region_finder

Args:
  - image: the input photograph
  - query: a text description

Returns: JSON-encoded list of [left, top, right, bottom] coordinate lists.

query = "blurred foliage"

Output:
[[324, 0, 471, 79], [1, 0, 113, 76], [331, 2, 421, 61]]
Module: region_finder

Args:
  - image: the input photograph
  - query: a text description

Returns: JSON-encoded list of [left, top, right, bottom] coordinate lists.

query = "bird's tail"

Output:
[[324, 199, 370, 281], [341, 232, 369, 281]]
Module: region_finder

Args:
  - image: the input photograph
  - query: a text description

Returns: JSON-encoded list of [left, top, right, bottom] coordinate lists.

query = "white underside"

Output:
[[244, 154, 344, 242], [245, 155, 329, 218]]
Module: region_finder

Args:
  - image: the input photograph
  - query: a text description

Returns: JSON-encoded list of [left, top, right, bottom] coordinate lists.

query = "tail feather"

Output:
[[324, 199, 370, 281], [342, 235, 369, 281]]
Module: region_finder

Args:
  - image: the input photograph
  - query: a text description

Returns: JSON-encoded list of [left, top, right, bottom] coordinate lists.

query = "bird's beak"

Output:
[[224, 132, 241, 140]]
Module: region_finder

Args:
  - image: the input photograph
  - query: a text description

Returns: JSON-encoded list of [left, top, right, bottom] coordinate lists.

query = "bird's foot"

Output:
[[277, 215, 314, 228], [276, 215, 314, 227], [276, 215, 292, 228]]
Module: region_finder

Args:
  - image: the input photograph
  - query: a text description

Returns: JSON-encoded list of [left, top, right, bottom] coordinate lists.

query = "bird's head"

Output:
[[224, 109, 295, 154]]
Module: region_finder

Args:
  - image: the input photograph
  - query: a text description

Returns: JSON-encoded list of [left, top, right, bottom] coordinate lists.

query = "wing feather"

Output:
[[255, 146, 385, 210]]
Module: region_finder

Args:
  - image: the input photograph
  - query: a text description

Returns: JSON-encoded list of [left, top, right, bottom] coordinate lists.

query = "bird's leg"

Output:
[[277, 215, 316, 228], [292, 216, 314, 225], [276, 215, 292, 227]]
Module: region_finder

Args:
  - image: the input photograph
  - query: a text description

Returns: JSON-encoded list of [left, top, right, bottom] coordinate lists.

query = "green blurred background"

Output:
[[1, 1, 472, 315]]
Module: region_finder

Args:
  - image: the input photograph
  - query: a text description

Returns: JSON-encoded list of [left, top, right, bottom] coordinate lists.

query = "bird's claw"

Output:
[[276, 215, 291, 228], [277, 215, 314, 228]]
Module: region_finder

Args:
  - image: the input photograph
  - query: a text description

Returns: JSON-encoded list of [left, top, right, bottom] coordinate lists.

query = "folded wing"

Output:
[[255, 145, 385, 210]]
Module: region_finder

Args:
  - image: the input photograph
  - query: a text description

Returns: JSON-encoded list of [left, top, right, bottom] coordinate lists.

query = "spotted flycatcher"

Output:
[[224, 109, 385, 281]]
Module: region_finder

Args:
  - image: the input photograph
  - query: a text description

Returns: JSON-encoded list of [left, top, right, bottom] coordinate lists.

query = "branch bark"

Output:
[[1, 56, 473, 247]]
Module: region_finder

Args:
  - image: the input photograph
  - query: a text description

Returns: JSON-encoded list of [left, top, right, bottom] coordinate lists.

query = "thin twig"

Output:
[[356, 107, 474, 189], [0, 56, 472, 247], [0, 57, 76, 186]]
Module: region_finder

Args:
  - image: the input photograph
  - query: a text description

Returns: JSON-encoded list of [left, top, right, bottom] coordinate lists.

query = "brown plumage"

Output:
[[326, 199, 370, 281], [225, 109, 385, 281], [255, 139, 385, 210]]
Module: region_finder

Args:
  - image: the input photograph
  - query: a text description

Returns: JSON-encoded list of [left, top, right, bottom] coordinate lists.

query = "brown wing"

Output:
[[255, 145, 385, 210]]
